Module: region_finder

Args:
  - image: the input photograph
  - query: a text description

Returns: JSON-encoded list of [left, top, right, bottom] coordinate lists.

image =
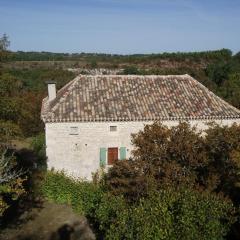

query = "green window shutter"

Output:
[[100, 148, 107, 167], [120, 147, 127, 160]]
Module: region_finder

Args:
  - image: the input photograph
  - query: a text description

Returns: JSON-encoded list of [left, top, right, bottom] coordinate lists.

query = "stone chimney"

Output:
[[47, 81, 56, 101]]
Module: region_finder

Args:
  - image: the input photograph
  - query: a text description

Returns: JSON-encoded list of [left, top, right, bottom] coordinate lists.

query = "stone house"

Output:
[[41, 74, 240, 180]]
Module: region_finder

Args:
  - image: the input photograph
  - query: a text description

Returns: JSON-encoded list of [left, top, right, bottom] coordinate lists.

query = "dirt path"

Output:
[[0, 201, 95, 240]]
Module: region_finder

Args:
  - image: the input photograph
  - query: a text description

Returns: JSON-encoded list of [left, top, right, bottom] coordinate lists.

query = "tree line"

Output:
[[6, 48, 235, 64]]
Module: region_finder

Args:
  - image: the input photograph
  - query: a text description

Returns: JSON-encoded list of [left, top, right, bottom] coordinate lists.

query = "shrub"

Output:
[[131, 122, 206, 181], [103, 122, 240, 239], [108, 122, 240, 200], [41, 171, 236, 240], [41, 171, 104, 216], [0, 150, 26, 218], [0, 121, 26, 219], [105, 122, 209, 202], [95, 193, 129, 238], [103, 159, 157, 202], [96, 187, 236, 240], [123, 66, 141, 75], [0, 178, 26, 217], [30, 133, 46, 163], [204, 123, 240, 200]]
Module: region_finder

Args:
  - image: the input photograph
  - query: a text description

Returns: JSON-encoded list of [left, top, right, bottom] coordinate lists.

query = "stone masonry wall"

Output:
[[45, 119, 240, 180]]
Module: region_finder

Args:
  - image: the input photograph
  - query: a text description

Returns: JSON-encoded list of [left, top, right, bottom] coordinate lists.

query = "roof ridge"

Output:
[[77, 74, 189, 78]]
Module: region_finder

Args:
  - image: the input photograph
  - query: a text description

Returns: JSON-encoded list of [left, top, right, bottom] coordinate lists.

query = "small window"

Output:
[[70, 126, 79, 135], [110, 126, 117, 132]]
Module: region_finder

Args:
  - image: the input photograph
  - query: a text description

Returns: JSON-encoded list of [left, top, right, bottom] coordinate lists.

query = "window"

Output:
[[100, 147, 126, 167], [110, 126, 117, 132], [69, 126, 79, 135]]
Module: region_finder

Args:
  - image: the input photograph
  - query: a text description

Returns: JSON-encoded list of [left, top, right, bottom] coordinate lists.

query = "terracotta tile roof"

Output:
[[41, 74, 240, 123]]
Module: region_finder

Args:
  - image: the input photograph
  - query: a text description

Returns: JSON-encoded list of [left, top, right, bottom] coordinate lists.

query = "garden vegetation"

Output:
[[41, 122, 240, 240]]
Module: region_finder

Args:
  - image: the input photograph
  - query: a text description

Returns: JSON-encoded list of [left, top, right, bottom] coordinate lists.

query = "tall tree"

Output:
[[0, 34, 10, 51], [0, 33, 10, 63]]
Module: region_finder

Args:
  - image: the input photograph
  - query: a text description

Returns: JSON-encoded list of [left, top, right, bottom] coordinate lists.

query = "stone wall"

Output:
[[45, 119, 240, 180]]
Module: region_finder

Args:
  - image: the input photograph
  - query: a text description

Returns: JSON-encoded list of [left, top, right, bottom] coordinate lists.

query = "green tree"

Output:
[[0, 33, 10, 63], [0, 34, 10, 51], [105, 122, 240, 203], [204, 123, 240, 199], [0, 73, 22, 122], [206, 61, 232, 86], [222, 73, 240, 108], [0, 72, 22, 97]]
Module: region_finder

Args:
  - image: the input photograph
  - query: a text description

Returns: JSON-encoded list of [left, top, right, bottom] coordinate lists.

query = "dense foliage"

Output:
[[41, 122, 240, 239], [0, 90, 46, 223], [42, 171, 236, 240], [96, 188, 235, 240], [42, 171, 103, 216], [104, 123, 240, 203], [0, 121, 25, 217], [0, 68, 75, 137], [104, 122, 240, 239]]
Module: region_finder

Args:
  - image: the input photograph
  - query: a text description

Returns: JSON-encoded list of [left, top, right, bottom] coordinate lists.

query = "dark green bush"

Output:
[[103, 159, 157, 202], [42, 171, 236, 240], [95, 187, 235, 240], [31, 133, 46, 163], [122, 66, 141, 75], [206, 61, 232, 85], [41, 171, 104, 216]]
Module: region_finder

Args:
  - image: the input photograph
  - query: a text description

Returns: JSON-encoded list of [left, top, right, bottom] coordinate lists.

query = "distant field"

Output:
[[3, 59, 207, 70], [3, 48, 233, 70]]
